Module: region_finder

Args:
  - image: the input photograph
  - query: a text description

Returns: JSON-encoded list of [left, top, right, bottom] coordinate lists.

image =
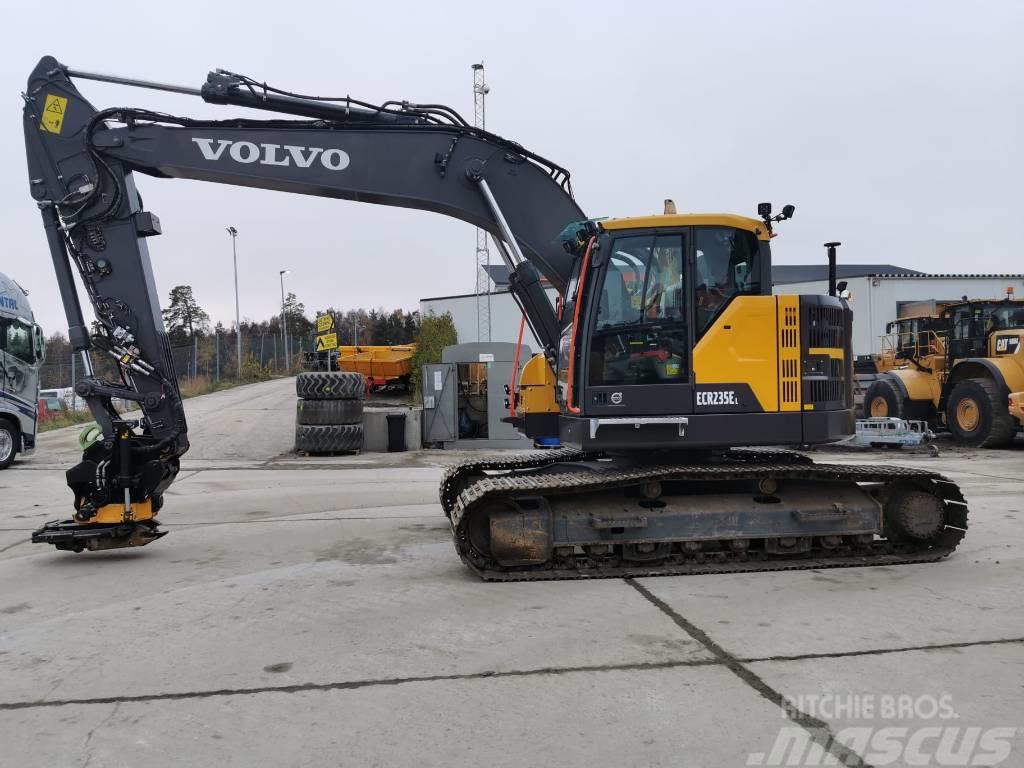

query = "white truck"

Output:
[[0, 272, 45, 468]]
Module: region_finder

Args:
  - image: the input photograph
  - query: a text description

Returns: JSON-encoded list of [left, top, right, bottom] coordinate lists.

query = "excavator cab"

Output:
[[541, 213, 854, 453]]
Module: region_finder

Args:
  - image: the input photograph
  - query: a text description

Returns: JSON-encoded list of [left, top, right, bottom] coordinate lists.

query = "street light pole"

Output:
[[279, 269, 290, 372], [226, 227, 241, 377]]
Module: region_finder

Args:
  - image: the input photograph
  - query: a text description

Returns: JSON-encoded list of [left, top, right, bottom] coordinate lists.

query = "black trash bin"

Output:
[[386, 413, 407, 452]]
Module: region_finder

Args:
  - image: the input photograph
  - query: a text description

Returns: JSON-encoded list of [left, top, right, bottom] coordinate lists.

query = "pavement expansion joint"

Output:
[[0, 658, 723, 712], [739, 636, 1024, 664], [626, 578, 871, 768], [0, 539, 32, 553]]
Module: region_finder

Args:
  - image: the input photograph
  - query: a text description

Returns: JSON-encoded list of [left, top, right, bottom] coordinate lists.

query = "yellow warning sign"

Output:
[[316, 314, 335, 333], [40, 94, 68, 134], [315, 333, 338, 352]]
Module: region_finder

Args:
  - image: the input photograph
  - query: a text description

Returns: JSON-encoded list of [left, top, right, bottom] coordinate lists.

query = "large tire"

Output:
[[296, 399, 363, 426], [863, 377, 906, 419], [0, 419, 17, 470], [295, 372, 364, 400], [295, 424, 364, 453], [945, 378, 1015, 448]]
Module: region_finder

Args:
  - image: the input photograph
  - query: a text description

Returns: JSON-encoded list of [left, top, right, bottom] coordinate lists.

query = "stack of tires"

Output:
[[295, 372, 365, 454]]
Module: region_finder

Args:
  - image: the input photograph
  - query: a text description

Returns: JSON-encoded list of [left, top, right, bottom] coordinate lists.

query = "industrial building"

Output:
[[772, 266, 1024, 355], [420, 266, 556, 352], [421, 263, 1024, 357]]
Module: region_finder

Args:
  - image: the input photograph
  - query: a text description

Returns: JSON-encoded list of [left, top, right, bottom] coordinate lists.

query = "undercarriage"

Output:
[[441, 448, 968, 581]]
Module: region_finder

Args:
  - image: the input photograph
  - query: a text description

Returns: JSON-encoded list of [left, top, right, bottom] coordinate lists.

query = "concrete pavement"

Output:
[[1, 377, 1022, 767]]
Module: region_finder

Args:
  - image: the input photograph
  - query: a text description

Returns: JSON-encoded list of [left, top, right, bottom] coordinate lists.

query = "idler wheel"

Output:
[[885, 484, 946, 543]]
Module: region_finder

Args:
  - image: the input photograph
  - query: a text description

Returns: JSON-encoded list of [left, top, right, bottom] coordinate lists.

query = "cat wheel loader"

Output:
[[864, 297, 1024, 447], [21, 56, 968, 578]]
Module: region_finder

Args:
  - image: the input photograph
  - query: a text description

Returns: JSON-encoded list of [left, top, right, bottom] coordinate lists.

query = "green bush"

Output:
[[410, 312, 457, 397], [240, 353, 272, 381]]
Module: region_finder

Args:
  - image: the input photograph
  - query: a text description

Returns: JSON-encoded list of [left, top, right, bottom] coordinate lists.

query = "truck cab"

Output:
[[0, 273, 44, 468]]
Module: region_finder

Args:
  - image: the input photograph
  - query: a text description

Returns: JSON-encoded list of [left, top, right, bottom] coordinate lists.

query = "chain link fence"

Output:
[[40, 331, 310, 400], [169, 332, 308, 382]]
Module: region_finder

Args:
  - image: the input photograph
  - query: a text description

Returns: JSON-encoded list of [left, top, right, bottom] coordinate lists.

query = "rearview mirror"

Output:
[[33, 324, 45, 363]]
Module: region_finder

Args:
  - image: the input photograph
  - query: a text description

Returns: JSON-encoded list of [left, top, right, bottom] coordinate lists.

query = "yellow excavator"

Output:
[[22, 56, 968, 578]]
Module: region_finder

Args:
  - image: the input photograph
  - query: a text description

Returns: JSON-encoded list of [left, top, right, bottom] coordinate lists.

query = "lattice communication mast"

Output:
[[472, 62, 491, 341]]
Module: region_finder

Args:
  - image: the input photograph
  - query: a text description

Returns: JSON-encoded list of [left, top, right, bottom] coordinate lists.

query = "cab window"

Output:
[[1, 319, 33, 364], [589, 234, 688, 385], [694, 228, 760, 333]]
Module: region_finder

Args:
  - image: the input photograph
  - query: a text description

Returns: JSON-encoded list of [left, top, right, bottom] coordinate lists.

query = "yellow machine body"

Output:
[[878, 326, 1024, 408], [692, 295, 814, 413], [515, 293, 848, 432], [83, 498, 155, 524], [1009, 392, 1024, 425], [600, 212, 770, 241], [516, 353, 559, 414]]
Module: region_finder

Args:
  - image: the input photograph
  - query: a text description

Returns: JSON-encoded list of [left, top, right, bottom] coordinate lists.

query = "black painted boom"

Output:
[[22, 55, 584, 519]]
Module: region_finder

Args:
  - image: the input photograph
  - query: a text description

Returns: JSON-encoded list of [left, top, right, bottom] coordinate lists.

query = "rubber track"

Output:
[[438, 446, 810, 516], [443, 457, 968, 582], [440, 447, 591, 515]]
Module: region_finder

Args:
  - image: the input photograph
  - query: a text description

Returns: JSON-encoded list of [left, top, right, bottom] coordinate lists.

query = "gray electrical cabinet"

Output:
[[421, 342, 533, 449], [421, 362, 457, 444]]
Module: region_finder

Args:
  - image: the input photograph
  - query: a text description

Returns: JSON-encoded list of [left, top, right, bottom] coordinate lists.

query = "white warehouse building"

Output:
[[771, 265, 1024, 356], [421, 264, 1024, 358], [420, 284, 557, 354]]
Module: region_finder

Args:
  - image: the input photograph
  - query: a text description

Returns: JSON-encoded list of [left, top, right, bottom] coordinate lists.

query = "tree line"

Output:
[[39, 284, 422, 389], [160, 285, 419, 347]]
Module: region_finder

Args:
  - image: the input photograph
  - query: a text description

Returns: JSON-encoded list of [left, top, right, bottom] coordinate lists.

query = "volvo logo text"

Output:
[[191, 138, 350, 171]]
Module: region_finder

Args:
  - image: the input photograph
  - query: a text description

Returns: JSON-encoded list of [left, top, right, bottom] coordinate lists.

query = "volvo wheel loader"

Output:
[[21, 56, 968, 578], [864, 297, 1024, 447]]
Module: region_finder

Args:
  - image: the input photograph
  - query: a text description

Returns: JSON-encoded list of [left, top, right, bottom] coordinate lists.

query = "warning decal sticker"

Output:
[[40, 94, 68, 134]]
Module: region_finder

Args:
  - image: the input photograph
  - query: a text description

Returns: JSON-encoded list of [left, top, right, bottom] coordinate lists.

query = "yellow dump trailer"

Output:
[[337, 345, 416, 391]]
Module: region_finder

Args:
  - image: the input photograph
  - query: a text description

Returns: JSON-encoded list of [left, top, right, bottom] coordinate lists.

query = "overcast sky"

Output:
[[2, 0, 1021, 336]]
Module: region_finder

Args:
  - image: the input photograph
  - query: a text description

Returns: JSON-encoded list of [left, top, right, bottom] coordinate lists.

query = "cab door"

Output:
[[580, 231, 693, 416]]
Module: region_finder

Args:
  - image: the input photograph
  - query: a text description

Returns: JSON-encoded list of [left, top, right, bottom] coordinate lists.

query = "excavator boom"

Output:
[[23, 55, 581, 550]]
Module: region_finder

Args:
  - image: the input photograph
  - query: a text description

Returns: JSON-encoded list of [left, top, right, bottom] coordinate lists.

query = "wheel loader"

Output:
[[21, 56, 969, 578], [864, 297, 1024, 446]]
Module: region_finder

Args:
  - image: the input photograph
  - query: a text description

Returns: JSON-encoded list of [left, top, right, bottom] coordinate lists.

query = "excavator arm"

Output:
[[22, 55, 585, 550]]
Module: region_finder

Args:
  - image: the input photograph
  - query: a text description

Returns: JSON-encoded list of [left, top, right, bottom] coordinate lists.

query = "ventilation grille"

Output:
[[802, 301, 851, 409], [808, 359, 846, 404], [779, 302, 801, 409], [807, 305, 845, 348]]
